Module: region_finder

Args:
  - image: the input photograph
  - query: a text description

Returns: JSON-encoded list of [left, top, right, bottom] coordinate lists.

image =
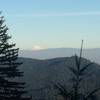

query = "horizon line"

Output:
[[19, 47, 100, 51]]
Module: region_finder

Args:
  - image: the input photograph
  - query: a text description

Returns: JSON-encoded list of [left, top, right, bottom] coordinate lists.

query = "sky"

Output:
[[0, 0, 100, 50]]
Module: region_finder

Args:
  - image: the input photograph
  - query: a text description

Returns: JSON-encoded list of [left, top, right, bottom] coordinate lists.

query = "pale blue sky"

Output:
[[0, 0, 100, 50]]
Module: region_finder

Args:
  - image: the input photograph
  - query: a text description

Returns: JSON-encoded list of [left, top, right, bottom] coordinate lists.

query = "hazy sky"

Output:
[[0, 0, 100, 50]]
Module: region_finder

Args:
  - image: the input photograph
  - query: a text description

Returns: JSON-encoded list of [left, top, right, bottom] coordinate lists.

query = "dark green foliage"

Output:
[[54, 40, 100, 100], [0, 15, 31, 100], [54, 83, 73, 100]]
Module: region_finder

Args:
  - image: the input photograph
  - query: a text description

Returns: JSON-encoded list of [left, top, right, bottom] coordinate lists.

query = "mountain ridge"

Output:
[[19, 48, 100, 64], [18, 56, 100, 99]]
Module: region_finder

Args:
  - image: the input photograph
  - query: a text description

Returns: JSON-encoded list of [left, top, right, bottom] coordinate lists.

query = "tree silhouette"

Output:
[[0, 14, 31, 99], [54, 40, 100, 100]]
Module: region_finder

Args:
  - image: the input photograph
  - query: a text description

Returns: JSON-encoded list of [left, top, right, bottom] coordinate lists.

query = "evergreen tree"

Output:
[[54, 40, 100, 100], [0, 15, 31, 100]]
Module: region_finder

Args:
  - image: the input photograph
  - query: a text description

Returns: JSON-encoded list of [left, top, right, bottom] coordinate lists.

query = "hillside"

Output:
[[19, 48, 100, 64], [18, 56, 100, 99]]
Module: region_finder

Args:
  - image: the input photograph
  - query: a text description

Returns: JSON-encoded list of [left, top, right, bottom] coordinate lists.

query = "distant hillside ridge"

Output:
[[19, 48, 100, 64], [18, 56, 100, 99]]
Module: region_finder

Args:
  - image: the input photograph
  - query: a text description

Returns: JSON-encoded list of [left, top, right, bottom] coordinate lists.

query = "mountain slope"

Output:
[[18, 56, 100, 99]]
